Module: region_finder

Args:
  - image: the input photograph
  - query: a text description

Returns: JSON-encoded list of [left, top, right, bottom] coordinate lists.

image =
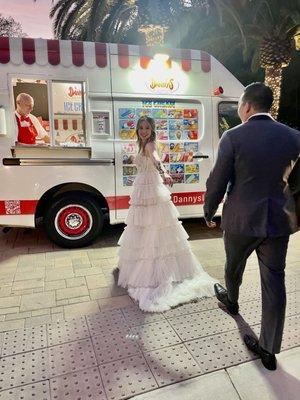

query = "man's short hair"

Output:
[[16, 93, 33, 104], [242, 82, 273, 112]]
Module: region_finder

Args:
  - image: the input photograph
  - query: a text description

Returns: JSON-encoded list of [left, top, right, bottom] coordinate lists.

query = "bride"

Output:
[[117, 116, 216, 312]]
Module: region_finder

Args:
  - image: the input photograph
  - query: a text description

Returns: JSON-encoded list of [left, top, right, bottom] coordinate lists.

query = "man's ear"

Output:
[[245, 102, 252, 113]]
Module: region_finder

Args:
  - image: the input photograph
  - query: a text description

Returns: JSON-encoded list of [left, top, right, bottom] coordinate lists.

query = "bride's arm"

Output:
[[145, 142, 173, 187]]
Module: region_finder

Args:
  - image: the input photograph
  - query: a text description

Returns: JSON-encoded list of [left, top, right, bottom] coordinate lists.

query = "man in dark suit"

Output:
[[204, 82, 300, 370]]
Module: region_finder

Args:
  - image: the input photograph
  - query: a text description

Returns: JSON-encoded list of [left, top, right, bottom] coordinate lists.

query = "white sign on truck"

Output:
[[0, 37, 243, 247]]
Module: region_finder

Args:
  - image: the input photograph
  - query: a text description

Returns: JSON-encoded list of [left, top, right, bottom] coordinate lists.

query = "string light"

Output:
[[138, 24, 169, 45], [265, 66, 282, 119], [293, 26, 300, 51], [107, 0, 135, 5]]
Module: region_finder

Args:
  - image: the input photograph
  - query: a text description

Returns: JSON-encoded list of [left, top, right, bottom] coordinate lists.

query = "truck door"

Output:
[[113, 97, 215, 220], [211, 98, 240, 214]]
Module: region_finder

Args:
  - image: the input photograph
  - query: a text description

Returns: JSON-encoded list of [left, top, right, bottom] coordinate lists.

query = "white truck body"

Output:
[[0, 37, 243, 247]]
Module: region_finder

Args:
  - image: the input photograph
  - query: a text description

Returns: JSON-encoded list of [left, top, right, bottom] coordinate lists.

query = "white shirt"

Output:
[[15, 111, 48, 138], [247, 112, 275, 121]]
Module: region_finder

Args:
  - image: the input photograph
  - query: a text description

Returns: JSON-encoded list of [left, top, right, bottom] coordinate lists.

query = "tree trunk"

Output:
[[264, 65, 284, 119]]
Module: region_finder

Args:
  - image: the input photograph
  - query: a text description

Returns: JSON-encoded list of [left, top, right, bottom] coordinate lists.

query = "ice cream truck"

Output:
[[0, 37, 243, 248]]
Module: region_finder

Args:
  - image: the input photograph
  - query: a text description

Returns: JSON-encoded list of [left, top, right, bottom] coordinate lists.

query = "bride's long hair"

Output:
[[136, 116, 156, 153]]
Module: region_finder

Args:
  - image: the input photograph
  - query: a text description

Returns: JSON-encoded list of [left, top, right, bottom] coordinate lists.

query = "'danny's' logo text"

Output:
[[68, 86, 82, 97], [148, 78, 179, 92]]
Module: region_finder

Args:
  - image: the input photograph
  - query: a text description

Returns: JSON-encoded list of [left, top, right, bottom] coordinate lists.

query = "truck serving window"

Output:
[[13, 78, 50, 146], [218, 102, 239, 138], [12, 78, 87, 147], [52, 81, 86, 147]]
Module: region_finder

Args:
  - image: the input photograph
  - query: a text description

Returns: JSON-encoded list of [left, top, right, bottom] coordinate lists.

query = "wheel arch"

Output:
[[35, 182, 109, 222]]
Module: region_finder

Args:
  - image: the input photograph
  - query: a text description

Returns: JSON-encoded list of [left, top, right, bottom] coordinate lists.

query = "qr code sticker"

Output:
[[5, 200, 21, 215]]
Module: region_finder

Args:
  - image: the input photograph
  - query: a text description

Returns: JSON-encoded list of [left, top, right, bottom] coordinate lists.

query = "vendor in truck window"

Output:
[[15, 93, 50, 145]]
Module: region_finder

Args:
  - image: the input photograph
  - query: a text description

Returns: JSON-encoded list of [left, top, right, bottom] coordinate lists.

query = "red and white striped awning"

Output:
[[111, 43, 211, 72], [0, 38, 211, 72], [0, 37, 107, 68]]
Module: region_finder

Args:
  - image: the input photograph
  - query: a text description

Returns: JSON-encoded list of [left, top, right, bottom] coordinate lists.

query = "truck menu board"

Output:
[[119, 101, 201, 186]]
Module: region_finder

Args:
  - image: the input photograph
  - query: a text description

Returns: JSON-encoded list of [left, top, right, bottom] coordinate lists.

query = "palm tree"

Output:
[[180, 0, 300, 118], [48, 0, 181, 43], [47, 0, 245, 45], [49, 0, 107, 41], [246, 0, 300, 117]]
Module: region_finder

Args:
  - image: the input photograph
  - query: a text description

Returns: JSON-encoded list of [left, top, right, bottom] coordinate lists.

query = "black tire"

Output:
[[44, 194, 103, 248]]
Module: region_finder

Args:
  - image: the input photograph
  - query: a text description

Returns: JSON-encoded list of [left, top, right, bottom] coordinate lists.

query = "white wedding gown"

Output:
[[117, 153, 217, 312]]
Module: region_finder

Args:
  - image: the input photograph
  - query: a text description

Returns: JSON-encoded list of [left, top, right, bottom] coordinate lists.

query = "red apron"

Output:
[[16, 115, 38, 145]]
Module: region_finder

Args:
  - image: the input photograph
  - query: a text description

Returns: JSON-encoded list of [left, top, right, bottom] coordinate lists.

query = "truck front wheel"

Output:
[[44, 194, 103, 248]]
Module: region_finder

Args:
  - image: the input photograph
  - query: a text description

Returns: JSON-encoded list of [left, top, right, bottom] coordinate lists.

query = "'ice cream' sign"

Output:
[[64, 85, 83, 112], [64, 102, 83, 112], [52, 82, 84, 115]]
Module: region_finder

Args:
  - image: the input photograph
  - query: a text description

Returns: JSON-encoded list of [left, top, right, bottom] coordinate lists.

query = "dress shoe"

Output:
[[244, 334, 277, 371], [214, 283, 239, 315]]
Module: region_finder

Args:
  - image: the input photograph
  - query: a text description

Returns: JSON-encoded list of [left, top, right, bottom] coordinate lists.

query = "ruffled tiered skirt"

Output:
[[117, 169, 216, 312]]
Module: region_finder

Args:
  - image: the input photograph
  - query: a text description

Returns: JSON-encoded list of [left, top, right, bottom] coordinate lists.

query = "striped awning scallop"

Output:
[[111, 43, 211, 72], [0, 37, 108, 68], [0, 37, 211, 72]]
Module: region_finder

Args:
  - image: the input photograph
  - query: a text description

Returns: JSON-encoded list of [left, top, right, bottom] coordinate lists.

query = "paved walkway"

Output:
[[0, 221, 299, 399]]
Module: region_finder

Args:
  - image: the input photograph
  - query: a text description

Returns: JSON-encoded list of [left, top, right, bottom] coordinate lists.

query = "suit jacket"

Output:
[[204, 115, 300, 236], [288, 158, 300, 226]]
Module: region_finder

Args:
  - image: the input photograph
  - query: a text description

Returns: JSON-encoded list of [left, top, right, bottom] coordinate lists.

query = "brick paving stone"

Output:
[[74, 267, 104, 277], [56, 286, 89, 300], [99, 354, 157, 400], [0, 307, 19, 315], [44, 280, 66, 291], [1, 324, 47, 357], [68, 296, 91, 304], [49, 338, 97, 377], [144, 344, 202, 386], [65, 276, 86, 287], [0, 380, 51, 400], [0, 348, 50, 390], [45, 268, 74, 281], [89, 287, 112, 300], [98, 295, 133, 311], [86, 273, 108, 289], [47, 316, 89, 346], [10, 289, 34, 296], [31, 308, 51, 317], [130, 320, 181, 351], [51, 306, 64, 314], [51, 313, 65, 323], [25, 315, 53, 327], [12, 278, 44, 291], [92, 328, 141, 364], [14, 270, 45, 281], [50, 367, 106, 400], [0, 286, 11, 297], [20, 292, 56, 312], [64, 301, 100, 320], [0, 296, 21, 308], [5, 311, 31, 321]]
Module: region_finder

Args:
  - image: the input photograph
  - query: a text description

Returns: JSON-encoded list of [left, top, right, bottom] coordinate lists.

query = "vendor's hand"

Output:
[[163, 173, 173, 187], [206, 220, 217, 228], [43, 135, 50, 144]]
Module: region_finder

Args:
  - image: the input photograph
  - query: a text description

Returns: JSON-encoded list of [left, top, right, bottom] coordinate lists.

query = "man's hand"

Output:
[[206, 220, 217, 228]]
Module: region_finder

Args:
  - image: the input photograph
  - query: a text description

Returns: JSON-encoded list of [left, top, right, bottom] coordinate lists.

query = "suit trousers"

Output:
[[223, 232, 290, 354]]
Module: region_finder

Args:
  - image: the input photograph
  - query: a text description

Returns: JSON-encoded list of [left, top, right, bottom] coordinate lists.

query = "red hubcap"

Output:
[[57, 206, 91, 236]]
